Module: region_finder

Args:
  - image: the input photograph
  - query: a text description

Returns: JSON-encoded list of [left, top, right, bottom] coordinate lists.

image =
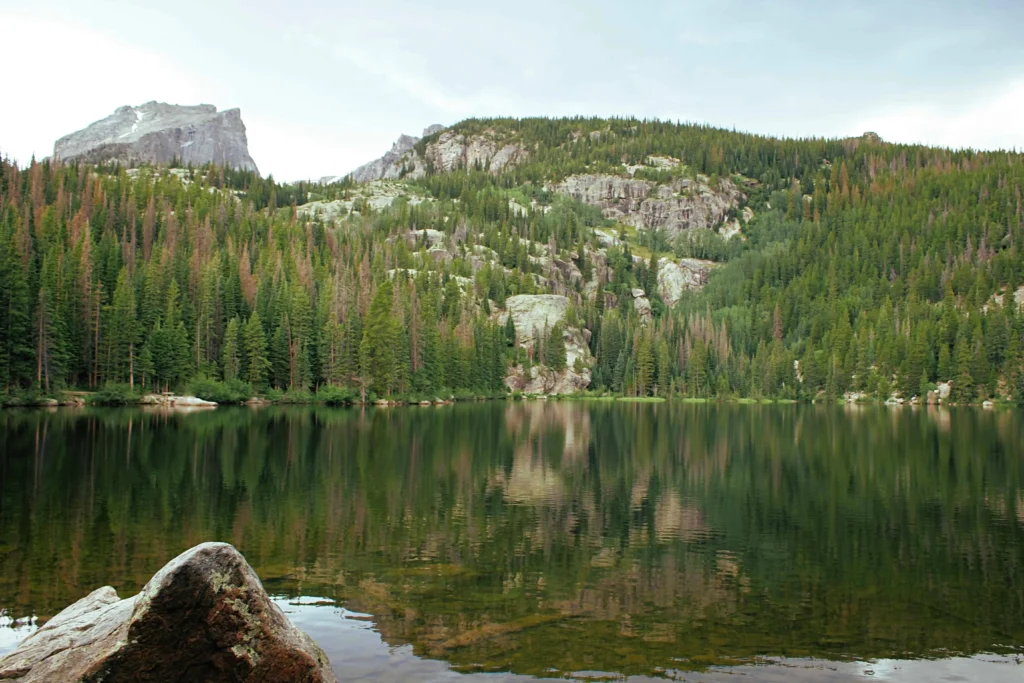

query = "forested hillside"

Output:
[[2, 117, 1023, 404]]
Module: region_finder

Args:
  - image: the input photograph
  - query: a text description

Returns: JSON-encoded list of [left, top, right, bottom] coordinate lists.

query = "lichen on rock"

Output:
[[0, 542, 336, 682]]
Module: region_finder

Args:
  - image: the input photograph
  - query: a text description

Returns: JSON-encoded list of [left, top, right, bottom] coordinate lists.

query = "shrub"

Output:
[[187, 376, 252, 404], [279, 389, 315, 404], [316, 385, 357, 405], [89, 383, 138, 406]]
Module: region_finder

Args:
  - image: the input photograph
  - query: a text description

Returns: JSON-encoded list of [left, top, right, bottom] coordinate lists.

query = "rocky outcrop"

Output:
[[338, 126, 528, 183], [505, 324, 592, 395], [0, 542, 335, 682], [552, 174, 742, 236], [54, 102, 258, 172], [502, 295, 570, 345], [657, 257, 716, 306], [927, 381, 953, 405], [139, 394, 217, 407], [298, 181, 430, 220], [336, 125, 443, 184], [420, 130, 528, 175], [500, 295, 592, 394], [631, 288, 653, 323]]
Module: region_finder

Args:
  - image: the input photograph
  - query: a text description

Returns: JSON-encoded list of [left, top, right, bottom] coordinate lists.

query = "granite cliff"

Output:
[[54, 101, 258, 173]]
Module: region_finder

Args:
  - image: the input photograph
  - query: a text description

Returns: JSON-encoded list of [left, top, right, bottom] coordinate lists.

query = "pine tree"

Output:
[[547, 322, 567, 371], [108, 268, 139, 388], [222, 316, 241, 382], [360, 279, 398, 397], [244, 312, 270, 389], [635, 333, 655, 395], [0, 216, 33, 390], [951, 329, 975, 403]]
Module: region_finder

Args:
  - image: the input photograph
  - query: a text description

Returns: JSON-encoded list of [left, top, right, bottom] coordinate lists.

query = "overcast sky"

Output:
[[2, 0, 1023, 180]]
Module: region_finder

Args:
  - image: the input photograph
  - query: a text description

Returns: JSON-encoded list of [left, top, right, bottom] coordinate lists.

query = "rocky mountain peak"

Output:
[[53, 101, 258, 173], [332, 124, 445, 184]]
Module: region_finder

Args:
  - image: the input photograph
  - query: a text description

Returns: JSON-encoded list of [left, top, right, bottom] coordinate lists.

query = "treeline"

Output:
[[0, 160, 512, 401], [579, 148, 1024, 402], [3, 115, 1024, 403]]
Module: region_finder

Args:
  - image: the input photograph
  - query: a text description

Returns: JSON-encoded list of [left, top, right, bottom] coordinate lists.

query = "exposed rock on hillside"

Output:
[[551, 174, 742, 236], [335, 125, 443, 184], [657, 258, 716, 306], [421, 130, 529, 175], [339, 126, 528, 183], [54, 101, 258, 172], [500, 295, 592, 394], [631, 288, 653, 323], [502, 295, 570, 344], [0, 542, 335, 682], [298, 181, 430, 220]]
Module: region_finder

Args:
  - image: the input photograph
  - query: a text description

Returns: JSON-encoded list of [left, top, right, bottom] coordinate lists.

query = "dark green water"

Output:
[[1, 403, 1023, 681]]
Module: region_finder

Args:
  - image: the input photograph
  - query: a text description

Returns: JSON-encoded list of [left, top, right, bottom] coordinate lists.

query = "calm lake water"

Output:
[[0, 403, 1022, 681]]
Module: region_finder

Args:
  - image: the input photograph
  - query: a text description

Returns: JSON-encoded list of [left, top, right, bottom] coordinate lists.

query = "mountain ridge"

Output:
[[53, 101, 259, 173]]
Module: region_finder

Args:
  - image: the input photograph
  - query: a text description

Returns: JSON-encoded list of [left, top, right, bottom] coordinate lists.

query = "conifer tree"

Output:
[[244, 312, 270, 389], [222, 316, 241, 382], [547, 322, 567, 371], [360, 279, 398, 397]]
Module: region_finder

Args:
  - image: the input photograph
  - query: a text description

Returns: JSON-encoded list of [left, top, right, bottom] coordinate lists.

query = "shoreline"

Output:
[[0, 392, 1015, 409]]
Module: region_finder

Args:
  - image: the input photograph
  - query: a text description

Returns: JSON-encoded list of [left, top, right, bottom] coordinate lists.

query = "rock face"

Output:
[[503, 295, 570, 344], [551, 174, 742, 236], [657, 257, 716, 306], [0, 542, 335, 682], [339, 126, 528, 183], [54, 102, 258, 172], [500, 295, 592, 394], [338, 125, 443, 184]]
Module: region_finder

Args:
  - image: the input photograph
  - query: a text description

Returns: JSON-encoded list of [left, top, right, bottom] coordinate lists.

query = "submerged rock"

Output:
[[0, 542, 336, 682]]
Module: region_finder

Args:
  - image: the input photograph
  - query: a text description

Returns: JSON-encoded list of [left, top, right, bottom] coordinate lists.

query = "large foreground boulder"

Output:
[[0, 543, 336, 682]]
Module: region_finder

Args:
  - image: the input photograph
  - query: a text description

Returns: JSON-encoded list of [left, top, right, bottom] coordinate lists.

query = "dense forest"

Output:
[[2, 116, 1023, 404]]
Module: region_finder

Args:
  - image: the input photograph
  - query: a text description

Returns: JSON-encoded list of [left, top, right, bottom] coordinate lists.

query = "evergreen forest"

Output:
[[2, 117, 1024, 405]]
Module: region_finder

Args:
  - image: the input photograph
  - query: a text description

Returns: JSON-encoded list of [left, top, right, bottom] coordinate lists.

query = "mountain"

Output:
[[2, 115, 1023, 405], [53, 101, 258, 173], [320, 124, 445, 184]]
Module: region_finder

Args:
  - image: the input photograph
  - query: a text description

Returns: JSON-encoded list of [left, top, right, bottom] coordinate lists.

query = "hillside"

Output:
[[1, 117, 1022, 404]]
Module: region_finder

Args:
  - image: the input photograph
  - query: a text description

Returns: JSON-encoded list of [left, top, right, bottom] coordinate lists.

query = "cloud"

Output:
[[851, 79, 1024, 151], [285, 28, 524, 117], [0, 12, 218, 165]]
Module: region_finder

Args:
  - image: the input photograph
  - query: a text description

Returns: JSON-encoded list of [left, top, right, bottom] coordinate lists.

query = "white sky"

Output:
[[1, 0, 1022, 181]]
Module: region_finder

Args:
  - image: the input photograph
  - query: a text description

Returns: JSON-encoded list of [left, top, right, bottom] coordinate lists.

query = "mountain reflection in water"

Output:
[[0, 403, 1022, 680]]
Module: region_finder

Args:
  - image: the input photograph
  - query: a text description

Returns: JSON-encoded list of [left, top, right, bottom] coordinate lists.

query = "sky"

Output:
[[1, 0, 1023, 181]]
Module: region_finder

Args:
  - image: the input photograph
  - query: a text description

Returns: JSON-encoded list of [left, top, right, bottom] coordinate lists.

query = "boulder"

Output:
[[140, 394, 217, 407], [0, 542, 335, 682], [631, 289, 653, 323]]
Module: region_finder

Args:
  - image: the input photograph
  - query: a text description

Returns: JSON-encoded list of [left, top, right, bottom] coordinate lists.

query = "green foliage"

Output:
[[1, 116, 1022, 403], [316, 385, 358, 405], [186, 376, 252, 404], [89, 382, 138, 406]]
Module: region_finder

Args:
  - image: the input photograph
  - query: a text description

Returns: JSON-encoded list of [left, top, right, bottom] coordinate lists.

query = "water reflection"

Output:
[[0, 403, 1022, 678]]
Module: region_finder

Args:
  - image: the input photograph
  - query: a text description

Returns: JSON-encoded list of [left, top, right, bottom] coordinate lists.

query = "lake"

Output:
[[0, 403, 1022, 681]]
